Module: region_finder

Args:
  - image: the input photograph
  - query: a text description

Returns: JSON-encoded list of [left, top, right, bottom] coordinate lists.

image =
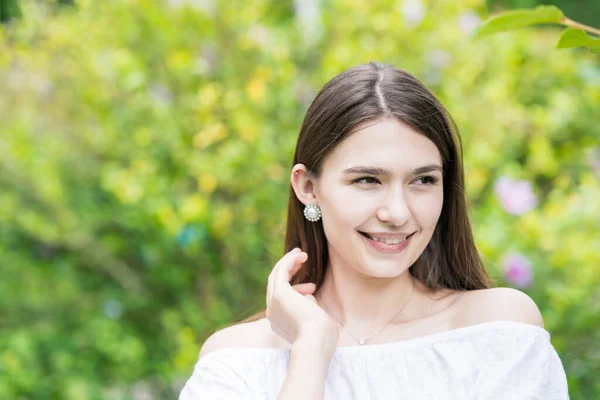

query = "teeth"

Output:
[[368, 235, 407, 245]]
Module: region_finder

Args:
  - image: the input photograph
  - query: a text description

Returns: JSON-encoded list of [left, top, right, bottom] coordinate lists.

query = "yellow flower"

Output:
[[198, 174, 218, 194], [180, 195, 208, 222], [193, 122, 227, 149]]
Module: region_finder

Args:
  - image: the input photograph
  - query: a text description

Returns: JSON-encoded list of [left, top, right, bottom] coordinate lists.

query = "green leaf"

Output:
[[0, 0, 22, 22], [472, 5, 564, 39], [556, 28, 600, 53]]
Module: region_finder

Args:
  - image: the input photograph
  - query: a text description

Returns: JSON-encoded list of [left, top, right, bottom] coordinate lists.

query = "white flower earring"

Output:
[[303, 204, 322, 222]]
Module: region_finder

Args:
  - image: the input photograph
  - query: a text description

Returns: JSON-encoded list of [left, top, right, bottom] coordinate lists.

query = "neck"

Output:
[[315, 260, 420, 336]]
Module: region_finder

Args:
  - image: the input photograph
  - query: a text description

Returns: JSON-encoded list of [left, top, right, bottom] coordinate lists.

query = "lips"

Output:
[[358, 230, 415, 254], [358, 231, 415, 241]]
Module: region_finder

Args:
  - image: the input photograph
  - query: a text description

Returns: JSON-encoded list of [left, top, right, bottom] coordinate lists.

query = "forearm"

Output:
[[277, 334, 336, 400]]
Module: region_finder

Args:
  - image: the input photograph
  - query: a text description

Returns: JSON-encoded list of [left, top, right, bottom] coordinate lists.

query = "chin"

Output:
[[358, 258, 412, 278]]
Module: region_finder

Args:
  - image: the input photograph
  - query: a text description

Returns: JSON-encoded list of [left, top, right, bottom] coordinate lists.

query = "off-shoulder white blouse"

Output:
[[179, 320, 569, 399]]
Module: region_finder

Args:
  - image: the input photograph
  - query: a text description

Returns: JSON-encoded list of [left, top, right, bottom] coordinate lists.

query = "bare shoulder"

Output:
[[454, 287, 544, 328], [199, 318, 287, 359]]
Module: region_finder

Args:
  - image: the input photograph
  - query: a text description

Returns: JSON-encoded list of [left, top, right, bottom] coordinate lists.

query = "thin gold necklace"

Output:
[[319, 278, 415, 346]]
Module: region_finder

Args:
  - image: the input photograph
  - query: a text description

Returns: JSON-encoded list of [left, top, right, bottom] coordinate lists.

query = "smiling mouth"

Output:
[[358, 231, 415, 245]]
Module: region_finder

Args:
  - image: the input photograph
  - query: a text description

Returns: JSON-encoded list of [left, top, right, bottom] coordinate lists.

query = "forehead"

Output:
[[322, 118, 442, 172]]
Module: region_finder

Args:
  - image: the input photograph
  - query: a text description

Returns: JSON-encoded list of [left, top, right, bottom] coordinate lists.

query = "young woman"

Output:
[[179, 63, 569, 399]]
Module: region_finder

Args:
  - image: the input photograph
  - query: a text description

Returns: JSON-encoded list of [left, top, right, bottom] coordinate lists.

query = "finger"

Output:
[[292, 282, 316, 295], [288, 252, 308, 281], [273, 248, 301, 278], [272, 252, 306, 302], [304, 293, 318, 305], [275, 251, 308, 287], [288, 252, 308, 280], [267, 248, 301, 305], [272, 250, 304, 287]]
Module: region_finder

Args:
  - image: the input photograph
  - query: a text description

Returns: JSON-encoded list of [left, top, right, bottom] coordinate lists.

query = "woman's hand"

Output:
[[266, 248, 338, 346]]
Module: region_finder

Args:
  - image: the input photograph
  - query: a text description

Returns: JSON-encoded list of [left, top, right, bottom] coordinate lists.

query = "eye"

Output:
[[352, 176, 380, 185], [414, 175, 439, 186]]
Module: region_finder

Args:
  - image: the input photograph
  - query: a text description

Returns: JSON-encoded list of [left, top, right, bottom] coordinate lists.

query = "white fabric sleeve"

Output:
[[179, 351, 253, 400], [471, 328, 569, 400]]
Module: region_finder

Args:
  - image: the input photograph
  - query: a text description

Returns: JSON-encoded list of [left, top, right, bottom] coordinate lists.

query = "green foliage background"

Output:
[[0, 0, 599, 398], [486, 0, 600, 28]]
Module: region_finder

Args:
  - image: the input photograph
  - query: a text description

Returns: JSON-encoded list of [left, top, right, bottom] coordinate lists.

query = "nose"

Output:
[[376, 186, 411, 226]]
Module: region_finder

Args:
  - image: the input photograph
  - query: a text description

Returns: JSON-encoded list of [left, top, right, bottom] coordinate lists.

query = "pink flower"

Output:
[[401, 0, 425, 26], [458, 11, 481, 34], [494, 176, 538, 215], [587, 147, 600, 178], [294, 0, 323, 48], [427, 50, 451, 69], [502, 252, 533, 289]]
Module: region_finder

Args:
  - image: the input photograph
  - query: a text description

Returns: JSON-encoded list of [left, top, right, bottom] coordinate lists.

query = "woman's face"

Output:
[[314, 118, 444, 278]]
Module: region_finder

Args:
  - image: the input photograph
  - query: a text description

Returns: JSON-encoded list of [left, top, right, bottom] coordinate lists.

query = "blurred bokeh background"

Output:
[[1, 0, 599, 399]]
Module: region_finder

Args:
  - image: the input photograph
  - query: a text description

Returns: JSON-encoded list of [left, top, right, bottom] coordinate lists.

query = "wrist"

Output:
[[291, 335, 335, 377], [296, 321, 339, 354]]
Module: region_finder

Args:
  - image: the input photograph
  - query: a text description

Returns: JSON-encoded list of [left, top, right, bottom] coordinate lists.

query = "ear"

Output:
[[290, 164, 318, 206]]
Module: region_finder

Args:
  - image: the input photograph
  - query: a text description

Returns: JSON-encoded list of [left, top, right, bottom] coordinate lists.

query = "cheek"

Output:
[[326, 190, 379, 222], [323, 191, 367, 224], [412, 191, 443, 227]]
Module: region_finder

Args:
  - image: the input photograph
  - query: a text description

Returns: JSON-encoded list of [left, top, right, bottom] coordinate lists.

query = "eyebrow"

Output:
[[342, 164, 443, 176]]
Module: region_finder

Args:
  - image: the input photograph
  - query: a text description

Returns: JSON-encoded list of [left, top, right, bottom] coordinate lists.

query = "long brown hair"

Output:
[[237, 62, 491, 324]]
